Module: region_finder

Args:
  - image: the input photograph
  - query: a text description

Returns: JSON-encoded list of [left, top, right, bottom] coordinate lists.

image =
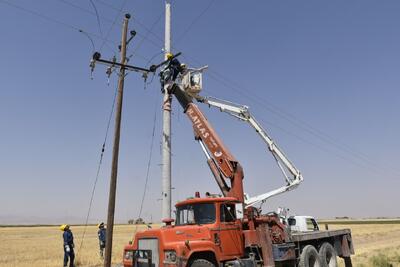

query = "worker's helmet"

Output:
[[60, 224, 69, 231], [166, 52, 173, 60], [180, 63, 187, 69], [98, 222, 105, 228]]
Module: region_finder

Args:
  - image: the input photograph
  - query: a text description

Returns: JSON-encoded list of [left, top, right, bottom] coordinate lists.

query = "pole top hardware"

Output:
[[91, 51, 152, 74]]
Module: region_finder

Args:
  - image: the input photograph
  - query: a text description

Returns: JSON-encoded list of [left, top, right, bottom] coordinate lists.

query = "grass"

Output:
[[1, 221, 400, 266]]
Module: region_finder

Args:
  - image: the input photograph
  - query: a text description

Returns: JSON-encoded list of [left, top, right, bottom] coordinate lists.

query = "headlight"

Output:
[[164, 250, 177, 263], [124, 250, 134, 260]]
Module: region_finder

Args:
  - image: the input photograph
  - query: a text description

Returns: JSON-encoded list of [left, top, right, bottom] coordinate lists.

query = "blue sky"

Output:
[[0, 0, 399, 224]]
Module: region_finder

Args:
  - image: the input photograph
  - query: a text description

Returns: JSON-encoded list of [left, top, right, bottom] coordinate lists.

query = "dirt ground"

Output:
[[0, 222, 399, 267]]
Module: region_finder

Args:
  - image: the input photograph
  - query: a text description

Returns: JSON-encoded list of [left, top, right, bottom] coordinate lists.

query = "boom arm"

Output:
[[199, 97, 304, 208], [171, 86, 245, 203]]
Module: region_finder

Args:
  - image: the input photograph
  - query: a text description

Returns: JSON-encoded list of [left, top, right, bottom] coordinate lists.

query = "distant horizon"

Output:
[[1, 214, 400, 226]]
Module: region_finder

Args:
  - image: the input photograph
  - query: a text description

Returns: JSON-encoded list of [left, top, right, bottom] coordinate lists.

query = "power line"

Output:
[[0, 0, 155, 63], [212, 72, 400, 176], [131, 11, 164, 55], [77, 85, 118, 254], [82, 0, 163, 53], [94, 0, 165, 50], [137, 99, 158, 220], [57, 0, 119, 53], [175, 0, 216, 44], [254, 117, 389, 177], [89, 0, 103, 37], [89, 0, 393, 176], [3, 0, 396, 177], [0, 0, 118, 46], [79, 29, 95, 53], [78, 0, 398, 177], [99, 0, 128, 52], [96, 0, 124, 13], [127, 11, 164, 66]]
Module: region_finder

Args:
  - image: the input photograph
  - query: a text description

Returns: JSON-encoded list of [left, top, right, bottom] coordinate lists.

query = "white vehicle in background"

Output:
[[277, 207, 320, 232], [288, 215, 320, 232]]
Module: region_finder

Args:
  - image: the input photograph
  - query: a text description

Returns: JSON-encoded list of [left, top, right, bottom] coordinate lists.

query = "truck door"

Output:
[[216, 203, 243, 257]]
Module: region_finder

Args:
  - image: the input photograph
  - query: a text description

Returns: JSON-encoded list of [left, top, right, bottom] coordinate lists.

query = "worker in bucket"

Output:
[[160, 52, 184, 92], [60, 224, 75, 267], [97, 222, 107, 258]]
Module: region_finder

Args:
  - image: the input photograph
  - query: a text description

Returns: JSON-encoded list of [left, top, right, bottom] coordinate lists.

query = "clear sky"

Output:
[[0, 0, 399, 224]]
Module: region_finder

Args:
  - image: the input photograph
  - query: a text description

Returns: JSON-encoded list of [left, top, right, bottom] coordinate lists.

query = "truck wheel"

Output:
[[190, 259, 215, 267], [318, 242, 337, 267], [299, 245, 321, 267]]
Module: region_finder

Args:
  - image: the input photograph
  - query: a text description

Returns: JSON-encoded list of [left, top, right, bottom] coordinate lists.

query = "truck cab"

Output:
[[123, 195, 244, 267]]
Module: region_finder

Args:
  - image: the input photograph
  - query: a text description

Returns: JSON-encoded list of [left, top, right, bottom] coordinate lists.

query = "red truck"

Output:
[[123, 75, 354, 267]]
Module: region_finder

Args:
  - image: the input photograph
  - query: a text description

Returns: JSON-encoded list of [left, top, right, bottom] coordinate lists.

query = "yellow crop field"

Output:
[[0, 224, 151, 267], [327, 223, 400, 267], [0, 222, 399, 267]]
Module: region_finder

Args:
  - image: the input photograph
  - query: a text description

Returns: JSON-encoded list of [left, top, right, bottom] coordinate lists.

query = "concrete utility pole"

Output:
[[104, 13, 130, 267], [162, 0, 172, 220]]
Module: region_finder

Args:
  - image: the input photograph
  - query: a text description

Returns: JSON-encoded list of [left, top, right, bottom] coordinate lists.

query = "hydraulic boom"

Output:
[[170, 86, 245, 204], [198, 97, 303, 208]]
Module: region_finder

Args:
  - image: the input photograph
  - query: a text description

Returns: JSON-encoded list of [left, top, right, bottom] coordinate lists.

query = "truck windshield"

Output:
[[176, 203, 216, 225]]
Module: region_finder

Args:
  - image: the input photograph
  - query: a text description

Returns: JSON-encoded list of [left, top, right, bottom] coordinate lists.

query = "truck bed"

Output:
[[291, 229, 351, 242]]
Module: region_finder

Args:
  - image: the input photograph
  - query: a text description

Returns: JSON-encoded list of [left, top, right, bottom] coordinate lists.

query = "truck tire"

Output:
[[299, 245, 321, 267], [318, 242, 338, 267], [190, 259, 215, 267]]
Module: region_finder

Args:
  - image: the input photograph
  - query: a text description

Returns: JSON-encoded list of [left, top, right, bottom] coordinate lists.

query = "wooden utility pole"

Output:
[[104, 13, 130, 267]]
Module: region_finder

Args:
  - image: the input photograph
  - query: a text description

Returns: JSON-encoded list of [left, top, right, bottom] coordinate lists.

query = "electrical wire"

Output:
[[4, 0, 397, 206], [131, 11, 164, 55], [96, 0, 124, 12], [175, 0, 216, 44], [0, 0, 118, 47], [81, 0, 163, 53], [77, 85, 118, 254], [57, 0, 117, 53], [94, 0, 165, 50], [89, 0, 103, 37], [86, 0, 399, 180], [56, 0, 400, 176], [58, 0, 162, 53], [79, 29, 95, 54], [181, 53, 400, 177], [126, 11, 164, 66], [137, 100, 158, 222], [0, 0, 156, 64], [99, 0, 128, 52]]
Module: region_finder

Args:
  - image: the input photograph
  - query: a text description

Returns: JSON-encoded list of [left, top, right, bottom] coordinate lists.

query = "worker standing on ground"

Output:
[[60, 224, 75, 267], [97, 222, 107, 258]]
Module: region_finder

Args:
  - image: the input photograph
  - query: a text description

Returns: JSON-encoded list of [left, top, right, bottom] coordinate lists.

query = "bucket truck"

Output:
[[122, 66, 354, 267]]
